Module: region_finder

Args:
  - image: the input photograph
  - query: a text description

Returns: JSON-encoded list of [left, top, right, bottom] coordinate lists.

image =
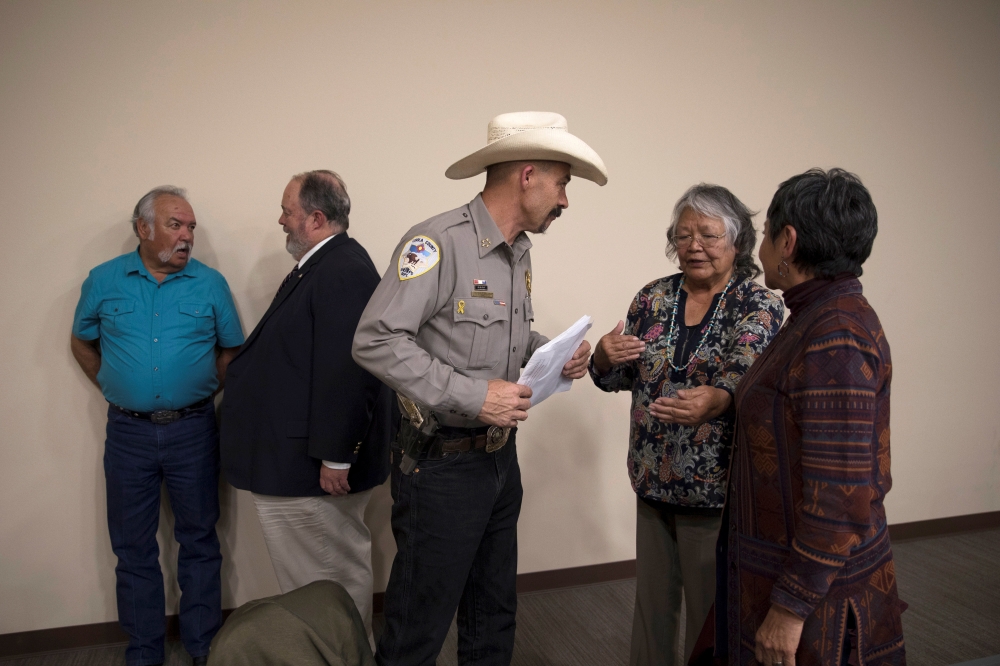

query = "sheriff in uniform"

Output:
[[353, 112, 608, 666]]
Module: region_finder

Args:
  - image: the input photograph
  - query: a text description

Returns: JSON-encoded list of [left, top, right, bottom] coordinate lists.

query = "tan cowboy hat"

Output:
[[445, 111, 608, 186]]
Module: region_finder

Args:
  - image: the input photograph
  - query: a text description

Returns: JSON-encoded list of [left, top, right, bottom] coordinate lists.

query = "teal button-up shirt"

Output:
[[72, 250, 245, 411]]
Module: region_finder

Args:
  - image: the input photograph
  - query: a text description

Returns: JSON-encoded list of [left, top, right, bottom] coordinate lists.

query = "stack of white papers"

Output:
[[517, 315, 593, 406]]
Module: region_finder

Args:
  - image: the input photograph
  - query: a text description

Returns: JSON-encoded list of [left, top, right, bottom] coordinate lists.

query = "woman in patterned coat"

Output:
[[723, 169, 905, 665], [590, 184, 784, 665]]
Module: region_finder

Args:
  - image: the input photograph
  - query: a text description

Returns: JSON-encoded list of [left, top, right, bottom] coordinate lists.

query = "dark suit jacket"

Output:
[[220, 233, 392, 496]]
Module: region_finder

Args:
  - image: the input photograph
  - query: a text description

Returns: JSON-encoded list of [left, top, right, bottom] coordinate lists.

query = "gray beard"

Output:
[[285, 233, 310, 260]]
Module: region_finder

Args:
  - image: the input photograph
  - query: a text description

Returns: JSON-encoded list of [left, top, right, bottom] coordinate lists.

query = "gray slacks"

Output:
[[630, 496, 721, 666]]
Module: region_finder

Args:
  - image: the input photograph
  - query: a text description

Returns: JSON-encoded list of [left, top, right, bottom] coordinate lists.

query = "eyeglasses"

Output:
[[671, 233, 727, 249]]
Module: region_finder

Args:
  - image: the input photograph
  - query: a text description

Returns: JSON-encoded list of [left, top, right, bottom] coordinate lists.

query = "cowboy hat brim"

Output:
[[445, 128, 608, 186]]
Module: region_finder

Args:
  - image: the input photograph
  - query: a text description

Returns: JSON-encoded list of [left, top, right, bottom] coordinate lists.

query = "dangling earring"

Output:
[[776, 260, 790, 278]]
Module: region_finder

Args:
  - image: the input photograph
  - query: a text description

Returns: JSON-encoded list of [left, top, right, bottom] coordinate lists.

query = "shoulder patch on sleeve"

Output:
[[397, 235, 441, 280]]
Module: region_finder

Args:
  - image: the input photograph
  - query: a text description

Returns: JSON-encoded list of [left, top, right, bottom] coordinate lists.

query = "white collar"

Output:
[[297, 233, 337, 269]]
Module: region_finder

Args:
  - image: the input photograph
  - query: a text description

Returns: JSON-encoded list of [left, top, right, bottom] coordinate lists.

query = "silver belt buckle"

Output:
[[485, 426, 510, 453], [151, 409, 181, 425]]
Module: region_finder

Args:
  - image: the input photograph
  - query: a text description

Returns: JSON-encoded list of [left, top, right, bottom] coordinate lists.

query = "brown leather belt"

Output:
[[439, 426, 516, 454], [441, 434, 491, 453]]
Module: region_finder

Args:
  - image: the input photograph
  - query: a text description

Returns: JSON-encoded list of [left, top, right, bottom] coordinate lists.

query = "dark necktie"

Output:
[[273, 264, 299, 301]]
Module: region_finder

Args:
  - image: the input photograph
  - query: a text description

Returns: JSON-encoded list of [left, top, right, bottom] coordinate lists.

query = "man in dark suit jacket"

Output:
[[221, 170, 391, 647]]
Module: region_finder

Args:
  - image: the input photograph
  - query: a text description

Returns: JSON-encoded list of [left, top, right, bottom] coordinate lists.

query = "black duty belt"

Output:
[[112, 396, 214, 425]]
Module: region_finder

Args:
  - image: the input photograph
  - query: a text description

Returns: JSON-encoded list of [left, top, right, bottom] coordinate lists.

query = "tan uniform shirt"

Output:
[[353, 194, 549, 428]]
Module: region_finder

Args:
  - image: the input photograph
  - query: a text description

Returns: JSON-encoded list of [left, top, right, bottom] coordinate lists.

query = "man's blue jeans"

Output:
[[104, 402, 222, 666], [376, 436, 522, 666]]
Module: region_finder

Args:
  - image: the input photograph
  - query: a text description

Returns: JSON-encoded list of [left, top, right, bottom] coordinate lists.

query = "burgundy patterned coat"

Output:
[[726, 277, 905, 665]]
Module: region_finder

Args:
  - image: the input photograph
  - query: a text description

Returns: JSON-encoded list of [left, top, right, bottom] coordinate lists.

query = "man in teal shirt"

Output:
[[71, 186, 244, 666]]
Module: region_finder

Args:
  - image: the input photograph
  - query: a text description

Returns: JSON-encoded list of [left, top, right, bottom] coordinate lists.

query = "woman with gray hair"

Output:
[[590, 184, 784, 665]]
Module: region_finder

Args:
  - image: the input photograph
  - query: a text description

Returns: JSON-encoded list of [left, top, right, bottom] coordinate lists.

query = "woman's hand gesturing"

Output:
[[650, 385, 732, 426], [592, 320, 645, 376]]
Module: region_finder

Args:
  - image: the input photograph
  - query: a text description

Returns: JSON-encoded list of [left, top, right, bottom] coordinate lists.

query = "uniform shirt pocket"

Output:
[[99, 299, 136, 335], [178, 302, 215, 334], [448, 298, 511, 370]]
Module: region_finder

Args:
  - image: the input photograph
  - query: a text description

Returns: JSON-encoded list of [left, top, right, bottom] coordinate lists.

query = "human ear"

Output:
[[781, 225, 798, 261], [137, 218, 154, 241], [520, 164, 536, 189], [306, 210, 324, 231]]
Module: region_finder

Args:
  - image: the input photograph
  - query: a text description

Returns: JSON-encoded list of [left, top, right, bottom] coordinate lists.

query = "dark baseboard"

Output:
[[0, 609, 236, 661], [0, 621, 127, 661], [515, 558, 637, 594], [369, 559, 636, 617], [887, 509, 1000, 541], [2, 511, 996, 659]]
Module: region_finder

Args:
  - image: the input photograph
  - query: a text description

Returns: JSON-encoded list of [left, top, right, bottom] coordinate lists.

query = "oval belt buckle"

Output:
[[485, 426, 510, 453]]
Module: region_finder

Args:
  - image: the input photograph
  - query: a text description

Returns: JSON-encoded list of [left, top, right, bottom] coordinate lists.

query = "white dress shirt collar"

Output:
[[297, 233, 337, 269]]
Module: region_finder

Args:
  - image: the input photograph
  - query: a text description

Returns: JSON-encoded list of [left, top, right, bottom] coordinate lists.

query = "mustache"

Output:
[[157, 241, 191, 263], [549, 206, 563, 219]]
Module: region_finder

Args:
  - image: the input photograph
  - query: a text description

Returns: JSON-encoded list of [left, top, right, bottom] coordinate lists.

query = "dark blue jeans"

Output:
[[104, 403, 222, 666], [376, 436, 522, 666]]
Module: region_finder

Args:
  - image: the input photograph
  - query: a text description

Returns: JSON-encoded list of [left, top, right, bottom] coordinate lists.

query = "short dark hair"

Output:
[[767, 168, 877, 278], [484, 160, 563, 187], [295, 170, 351, 230]]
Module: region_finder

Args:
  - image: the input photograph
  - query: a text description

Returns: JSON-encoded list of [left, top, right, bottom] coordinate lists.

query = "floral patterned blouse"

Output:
[[590, 273, 784, 509]]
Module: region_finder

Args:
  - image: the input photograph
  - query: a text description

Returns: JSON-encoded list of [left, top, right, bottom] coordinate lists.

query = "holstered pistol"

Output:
[[396, 395, 439, 475]]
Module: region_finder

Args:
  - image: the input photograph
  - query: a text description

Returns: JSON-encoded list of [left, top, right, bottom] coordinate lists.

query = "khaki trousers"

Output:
[[253, 490, 375, 649], [630, 496, 721, 666]]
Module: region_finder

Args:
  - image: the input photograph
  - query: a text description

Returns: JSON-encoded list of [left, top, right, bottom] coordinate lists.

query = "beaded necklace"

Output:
[[665, 274, 736, 372]]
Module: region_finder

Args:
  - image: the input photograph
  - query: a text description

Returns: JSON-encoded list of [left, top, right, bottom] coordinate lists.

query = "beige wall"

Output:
[[2, 0, 998, 635]]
